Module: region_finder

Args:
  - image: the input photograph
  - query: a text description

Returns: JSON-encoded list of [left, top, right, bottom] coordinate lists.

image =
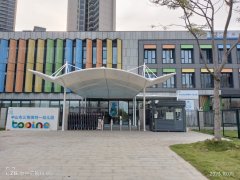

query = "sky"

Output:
[[15, 0, 240, 31]]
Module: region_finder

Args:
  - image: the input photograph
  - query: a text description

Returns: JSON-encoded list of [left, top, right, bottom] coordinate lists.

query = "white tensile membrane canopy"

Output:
[[28, 67, 175, 99]]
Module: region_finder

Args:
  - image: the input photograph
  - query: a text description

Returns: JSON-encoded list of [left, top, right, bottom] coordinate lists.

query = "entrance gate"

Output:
[[68, 112, 103, 130]]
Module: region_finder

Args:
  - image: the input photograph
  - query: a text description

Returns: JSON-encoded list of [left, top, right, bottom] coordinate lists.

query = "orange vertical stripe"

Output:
[[96, 39, 102, 67], [5, 39, 17, 92], [86, 39, 92, 69], [15, 39, 26, 92]]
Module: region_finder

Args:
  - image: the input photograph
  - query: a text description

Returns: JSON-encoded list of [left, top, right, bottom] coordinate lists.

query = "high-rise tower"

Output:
[[0, 0, 17, 31], [67, 0, 116, 31]]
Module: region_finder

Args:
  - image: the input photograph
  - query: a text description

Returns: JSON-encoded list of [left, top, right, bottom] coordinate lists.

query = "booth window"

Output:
[[182, 72, 195, 88]]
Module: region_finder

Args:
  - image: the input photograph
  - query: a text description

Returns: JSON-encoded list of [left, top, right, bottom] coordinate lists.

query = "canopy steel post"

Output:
[[143, 63, 146, 131], [62, 62, 68, 131], [62, 88, 67, 131], [133, 98, 135, 126], [134, 96, 137, 126]]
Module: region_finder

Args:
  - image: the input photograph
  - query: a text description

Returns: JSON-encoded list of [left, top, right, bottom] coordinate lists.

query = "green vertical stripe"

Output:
[[44, 39, 54, 92], [54, 39, 63, 92]]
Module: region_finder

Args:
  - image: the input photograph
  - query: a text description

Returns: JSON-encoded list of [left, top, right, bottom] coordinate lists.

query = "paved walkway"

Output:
[[0, 131, 212, 180]]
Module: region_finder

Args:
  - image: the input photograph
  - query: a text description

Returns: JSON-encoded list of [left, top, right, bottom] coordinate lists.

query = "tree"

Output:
[[150, 0, 240, 140]]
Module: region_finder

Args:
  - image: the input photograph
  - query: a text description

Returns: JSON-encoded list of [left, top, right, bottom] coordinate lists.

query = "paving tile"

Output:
[[0, 131, 212, 179]]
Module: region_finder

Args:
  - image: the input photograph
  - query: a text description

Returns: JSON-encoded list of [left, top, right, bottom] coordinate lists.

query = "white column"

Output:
[[62, 62, 68, 131], [134, 96, 137, 126], [143, 63, 146, 131], [62, 87, 66, 131]]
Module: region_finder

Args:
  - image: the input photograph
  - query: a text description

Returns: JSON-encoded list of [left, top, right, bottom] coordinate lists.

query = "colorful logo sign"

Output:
[[6, 108, 59, 131], [12, 121, 50, 129]]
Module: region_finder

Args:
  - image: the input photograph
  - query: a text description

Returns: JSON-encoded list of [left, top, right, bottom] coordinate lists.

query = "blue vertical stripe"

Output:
[[76, 39, 83, 69], [0, 39, 9, 92], [65, 39, 73, 71]]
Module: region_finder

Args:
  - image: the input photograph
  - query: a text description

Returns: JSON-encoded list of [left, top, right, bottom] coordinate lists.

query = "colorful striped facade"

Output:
[[0, 38, 122, 93]]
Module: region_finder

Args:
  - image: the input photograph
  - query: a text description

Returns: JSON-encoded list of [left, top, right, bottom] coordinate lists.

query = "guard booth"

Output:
[[150, 100, 186, 132]]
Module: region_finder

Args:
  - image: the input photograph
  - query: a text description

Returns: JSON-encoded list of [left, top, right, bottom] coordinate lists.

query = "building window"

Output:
[[113, 47, 117, 66], [200, 49, 213, 64], [145, 69, 157, 88], [162, 49, 175, 64], [82, 47, 86, 68], [218, 47, 232, 63], [102, 47, 107, 66], [201, 73, 214, 88], [182, 72, 195, 88], [239, 70, 240, 88], [181, 49, 193, 63], [144, 49, 156, 64], [92, 46, 96, 67], [237, 47, 240, 63], [163, 73, 176, 88], [221, 73, 233, 88]]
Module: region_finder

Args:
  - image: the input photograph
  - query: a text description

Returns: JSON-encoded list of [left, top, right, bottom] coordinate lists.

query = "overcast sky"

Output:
[[15, 0, 240, 31]]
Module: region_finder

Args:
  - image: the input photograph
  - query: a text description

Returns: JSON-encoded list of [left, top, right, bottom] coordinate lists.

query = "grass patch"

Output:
[[192, 129, 239, 139], [0, 128, 5, 131], [170, 139, 240, 180]]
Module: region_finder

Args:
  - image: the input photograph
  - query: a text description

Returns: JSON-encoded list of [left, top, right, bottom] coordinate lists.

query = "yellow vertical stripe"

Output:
[[107, 39, 112, 68], [34, 39, 44, 92], [117, 39, 122, 69], [25, 39, 35, 92]]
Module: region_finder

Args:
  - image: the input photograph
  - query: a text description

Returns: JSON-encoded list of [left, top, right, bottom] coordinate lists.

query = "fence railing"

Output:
[[191, 109, 240, 139]]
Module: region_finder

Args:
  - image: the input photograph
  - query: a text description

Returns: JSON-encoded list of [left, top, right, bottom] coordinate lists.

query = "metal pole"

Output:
[[236, 110, 240, 139], [62, 62, 68, 131], [143, 63, 146, 131], [134, 96, 137, 126], [133, 98, 135, 126]]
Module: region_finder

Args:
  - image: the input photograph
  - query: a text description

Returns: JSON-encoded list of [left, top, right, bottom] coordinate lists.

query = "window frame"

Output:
[[181, 72, 195, 88], [181, 49, 194, 64], [162, 49, 175, 64], [144, 49, 156, 64]]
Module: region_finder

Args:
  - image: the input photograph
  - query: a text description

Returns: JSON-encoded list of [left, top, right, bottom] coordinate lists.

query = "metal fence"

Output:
[[193, 109, 240, 139]]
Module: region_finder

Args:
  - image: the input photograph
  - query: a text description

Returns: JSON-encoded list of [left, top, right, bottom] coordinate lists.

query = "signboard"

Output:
[[177, 90, 199, 100], [6, 107, 59, 131], [185, 100, 195, 111]]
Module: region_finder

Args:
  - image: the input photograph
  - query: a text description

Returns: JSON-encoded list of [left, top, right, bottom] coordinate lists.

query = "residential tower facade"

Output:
[[0, 0, 17, 32], [67, 0, 116, 31]]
